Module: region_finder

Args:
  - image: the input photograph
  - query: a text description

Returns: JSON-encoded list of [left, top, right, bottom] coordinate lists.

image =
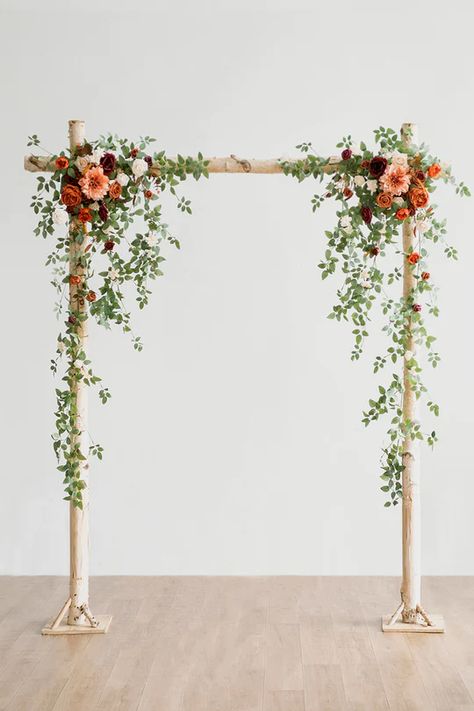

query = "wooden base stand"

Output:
[[381, 614, 445, 633], [42, 615, 112, 635]]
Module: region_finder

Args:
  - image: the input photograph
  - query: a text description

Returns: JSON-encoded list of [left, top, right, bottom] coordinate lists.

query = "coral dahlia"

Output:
[[79, 166, 110, 200]]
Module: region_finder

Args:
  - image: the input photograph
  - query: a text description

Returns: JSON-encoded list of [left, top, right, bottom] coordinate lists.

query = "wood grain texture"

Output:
[[1, 576, 474, 711]]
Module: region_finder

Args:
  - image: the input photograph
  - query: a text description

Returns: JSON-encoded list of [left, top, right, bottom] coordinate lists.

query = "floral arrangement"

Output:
[[282, 127, 469, 505], [28, 133, 208, 507], [28, 127, 468, 509]]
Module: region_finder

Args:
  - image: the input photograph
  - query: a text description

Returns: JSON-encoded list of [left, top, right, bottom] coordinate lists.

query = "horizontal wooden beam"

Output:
[[24, 154, 341, 175]]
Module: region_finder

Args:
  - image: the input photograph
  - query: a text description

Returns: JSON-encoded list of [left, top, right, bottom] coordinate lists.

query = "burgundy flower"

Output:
[[104, 240, 115, 252], [144, 155, 153, 168], [415, 170, 426, 183], [369, 156, 388, 178], [343, 187, 353, 199], [360, 206, 373, 224], [98, 203, 109, 222], [412, 303, 422, 313], [370, 245, 380, 256], [100, 152, 116, 175], [130, 147, 139, 158], [68, 315, 77, 325], [341, 148, 352, 161]]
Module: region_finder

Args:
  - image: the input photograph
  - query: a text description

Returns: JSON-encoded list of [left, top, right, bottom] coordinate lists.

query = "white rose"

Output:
[[353, 175, 365, 187], [90, 148, 103, 164], [52, 207, 68, 225], [404, 350, 414, 360], [57, 340, 65, 353], [75, 156, 90, 172], [132, 158, 148, 178], [415, 219, 429, 234], [361, 280, 372, 289], [145, 232, 159, 248], [361, 269, 370, 280], [116, 171, 129, 187], [393, 197, 404, 206], [108, 268, 119, 281], [366, 179, 378, 194], [340, 215, 351, 228], [390, 151, 408, 168]]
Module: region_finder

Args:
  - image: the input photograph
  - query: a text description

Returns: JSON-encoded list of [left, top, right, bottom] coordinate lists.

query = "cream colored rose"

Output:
[[132, 158, 148, 178]]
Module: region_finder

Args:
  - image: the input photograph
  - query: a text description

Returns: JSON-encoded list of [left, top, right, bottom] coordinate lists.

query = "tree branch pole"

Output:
[[42, 120, 111, 634], [400, 122, 423, 624], [67, 119, 94, 627], [383, 124, 443, 632]]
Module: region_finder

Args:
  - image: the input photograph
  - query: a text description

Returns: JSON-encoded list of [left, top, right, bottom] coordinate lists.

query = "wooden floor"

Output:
[[1, 577, 474, 711]]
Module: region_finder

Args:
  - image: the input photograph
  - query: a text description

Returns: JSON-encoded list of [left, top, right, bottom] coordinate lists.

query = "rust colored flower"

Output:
[[144, 189, 154, 200], [412, 303, 422, 313], [68, 315, 77, 325], [407, 252, 420, 265], [375, 192, 392, 209], [360, 206, 373, 224], [396, 208, 410, 220], [370, 246, 380, 256], [55, 156, 69, 170], [428, 163, 442, 179], [343, 187, 353, 199], [69, 274, 82, 285], [86, 290, 97, 303], [369, 156, 388, 178], [104, 240, 115, 252], [408, 187, 429, 209], [360, 160, 370, 169], [421, 271, 430, 281], [79, 166, 110, 200], [61, 183, 82, 208], [78, 207, 92, 223], [109, 181, 122, 199], [130, 147, 139, 158], [414, 170, 426, 183]]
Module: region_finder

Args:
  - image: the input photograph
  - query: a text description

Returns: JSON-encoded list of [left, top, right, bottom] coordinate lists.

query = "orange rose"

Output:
[[395, 208, 410, 220], [407, 252, 420, 265], [375, 192, 392, 209], [61, 184, 82, 208], [86, 290, 97, 303], [408, 187, 429, 209], [69, 274, 82, 285], [78, 207, 92, 223], [421, 271, 430, 281], [428, 163, 442, 179], [55, 156, 69, 170], [109, 181, 122, 199], [144, 189, 154, 200]]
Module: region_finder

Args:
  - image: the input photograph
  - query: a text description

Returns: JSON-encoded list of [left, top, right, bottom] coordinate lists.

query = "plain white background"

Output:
[[1, 0, 473, 576]]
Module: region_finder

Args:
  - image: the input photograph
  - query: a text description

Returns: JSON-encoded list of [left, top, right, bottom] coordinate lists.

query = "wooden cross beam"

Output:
[[24, 153, 341, 175]]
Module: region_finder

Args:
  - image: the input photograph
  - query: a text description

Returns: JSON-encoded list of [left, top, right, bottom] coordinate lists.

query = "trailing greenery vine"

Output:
[[282, 127, 468, 505]]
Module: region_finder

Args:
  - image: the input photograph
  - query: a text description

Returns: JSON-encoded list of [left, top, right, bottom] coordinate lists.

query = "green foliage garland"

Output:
[[28, 127, 468, 508]]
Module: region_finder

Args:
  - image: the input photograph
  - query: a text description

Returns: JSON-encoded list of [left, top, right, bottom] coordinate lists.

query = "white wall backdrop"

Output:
[[1, 0, 473, 575]]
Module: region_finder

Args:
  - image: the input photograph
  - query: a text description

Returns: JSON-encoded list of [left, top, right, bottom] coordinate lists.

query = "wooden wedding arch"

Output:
[[24, 120, 444, 635]]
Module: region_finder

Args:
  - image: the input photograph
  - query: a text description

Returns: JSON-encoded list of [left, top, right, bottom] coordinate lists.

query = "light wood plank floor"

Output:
[[1, 576, 474, 711]]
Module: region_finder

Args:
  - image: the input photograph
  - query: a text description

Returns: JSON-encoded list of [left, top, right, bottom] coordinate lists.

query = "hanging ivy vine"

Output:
[[282, 127, 468, 506], [28, 127, 468, 508]]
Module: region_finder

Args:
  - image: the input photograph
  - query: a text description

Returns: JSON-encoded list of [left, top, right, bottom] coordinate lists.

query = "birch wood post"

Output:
[[42, 121, 111, 634], [399, 122, 422, 623], [66, 119, 94, 626]]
